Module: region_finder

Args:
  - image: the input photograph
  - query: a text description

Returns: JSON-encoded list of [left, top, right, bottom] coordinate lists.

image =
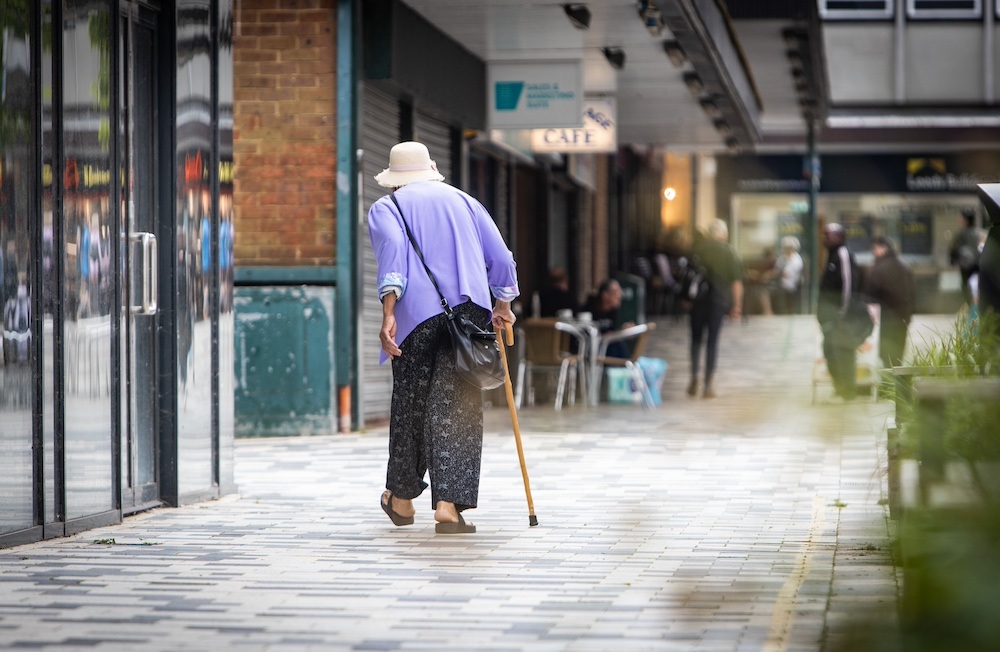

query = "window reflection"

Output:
[[177, 0, 214, 494], [62, 2, 113, 520], [0, 0, 36, 534], [218, 0, 234, 490]]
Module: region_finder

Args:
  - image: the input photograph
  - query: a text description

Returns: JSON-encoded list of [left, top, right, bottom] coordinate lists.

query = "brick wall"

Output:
[[233, 0, 337, 266]]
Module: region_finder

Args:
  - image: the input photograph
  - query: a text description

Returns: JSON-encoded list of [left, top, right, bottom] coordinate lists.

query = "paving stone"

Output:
[[0, 315, 955, 651]]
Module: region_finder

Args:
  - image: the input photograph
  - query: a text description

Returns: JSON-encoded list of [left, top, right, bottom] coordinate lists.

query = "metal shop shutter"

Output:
[[414, 111, 452, 185], [359, 85, 400, 424]]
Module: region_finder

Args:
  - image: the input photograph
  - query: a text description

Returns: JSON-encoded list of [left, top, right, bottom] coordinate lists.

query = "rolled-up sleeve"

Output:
[[368, 199, 407, 301], [473, 201, 519, 301]]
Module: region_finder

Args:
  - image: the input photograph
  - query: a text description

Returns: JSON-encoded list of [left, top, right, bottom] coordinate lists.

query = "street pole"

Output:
[[806, 118, 820, 314]]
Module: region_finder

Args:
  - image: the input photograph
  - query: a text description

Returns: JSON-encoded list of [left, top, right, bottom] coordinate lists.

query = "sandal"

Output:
[[435, 513, 476, 534], [380, 490, 414, 526]]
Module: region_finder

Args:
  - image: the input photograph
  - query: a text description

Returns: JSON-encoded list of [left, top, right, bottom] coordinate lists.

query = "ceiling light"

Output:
[[713, 119, 732, 136], [563, 4, 591, 30], [662, 40, 686, 68], [827, 114, 1000, 128], [786, 50, 804, 67], [725, 137, 740, 153], [603, 47, 626, 70], [699, 98, 722, 120], [682, 72, 703, 98]]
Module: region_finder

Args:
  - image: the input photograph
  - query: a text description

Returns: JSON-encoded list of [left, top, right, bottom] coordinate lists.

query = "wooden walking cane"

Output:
[[497, 323, 538, 526]]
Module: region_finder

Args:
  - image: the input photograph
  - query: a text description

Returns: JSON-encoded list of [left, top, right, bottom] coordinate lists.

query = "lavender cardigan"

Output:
[[368, 181, 519, 364]]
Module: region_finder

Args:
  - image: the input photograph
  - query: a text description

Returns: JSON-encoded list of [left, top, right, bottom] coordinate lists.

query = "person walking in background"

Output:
[[368, 141, 519, 535], [687, 219, 744, 399], [772, 236, 804, 314], [818, 223, 861, 401], [864, 236, 915, 369], [950, 207, 981, 307]]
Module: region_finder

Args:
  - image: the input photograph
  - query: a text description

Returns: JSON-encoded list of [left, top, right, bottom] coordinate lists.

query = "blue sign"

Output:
[[494, 82, 524, 111]]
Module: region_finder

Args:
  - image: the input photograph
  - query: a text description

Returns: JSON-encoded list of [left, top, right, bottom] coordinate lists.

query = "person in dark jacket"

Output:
[[950, 207, 981, 307], [686, 219, 744, 399], [864, 236, 915, 368], [818, 223, 860, 401]]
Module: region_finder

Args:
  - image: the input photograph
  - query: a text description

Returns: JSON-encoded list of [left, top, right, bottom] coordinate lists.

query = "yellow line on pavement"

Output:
[[763, 495, 827, 652]]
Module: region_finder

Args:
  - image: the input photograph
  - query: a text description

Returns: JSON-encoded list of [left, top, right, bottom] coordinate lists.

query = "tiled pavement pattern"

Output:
[[0, 315, 957, 651]]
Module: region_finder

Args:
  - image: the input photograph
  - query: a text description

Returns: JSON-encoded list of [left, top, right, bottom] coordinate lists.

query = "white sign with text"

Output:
[[530, 98, 617, 154]]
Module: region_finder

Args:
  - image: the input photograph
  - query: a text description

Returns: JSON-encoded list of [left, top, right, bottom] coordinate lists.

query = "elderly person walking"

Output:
[[368, 141, 519, 534]]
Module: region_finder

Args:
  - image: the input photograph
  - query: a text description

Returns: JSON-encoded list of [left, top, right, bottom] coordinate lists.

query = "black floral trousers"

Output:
[[387, 301, 489, 513]]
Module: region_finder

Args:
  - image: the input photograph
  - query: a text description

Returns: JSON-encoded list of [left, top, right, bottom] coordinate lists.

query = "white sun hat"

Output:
[[374, 141, 445, 188]]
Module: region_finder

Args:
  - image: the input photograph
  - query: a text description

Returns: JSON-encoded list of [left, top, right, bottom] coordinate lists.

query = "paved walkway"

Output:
[[0, 315, 957, 651]]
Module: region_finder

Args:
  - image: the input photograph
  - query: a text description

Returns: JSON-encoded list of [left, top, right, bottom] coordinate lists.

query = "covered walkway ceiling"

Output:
[[401, 0, 1000, 153]]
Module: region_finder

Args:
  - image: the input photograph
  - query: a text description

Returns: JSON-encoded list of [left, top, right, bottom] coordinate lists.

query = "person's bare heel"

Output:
[[380, 490, 414, 526], [434, 500, 475, 534]]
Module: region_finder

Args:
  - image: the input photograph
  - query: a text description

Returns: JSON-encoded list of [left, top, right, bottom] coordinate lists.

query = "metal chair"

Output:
[[592, 322, 657, 409], [514, 318, 587, 411]]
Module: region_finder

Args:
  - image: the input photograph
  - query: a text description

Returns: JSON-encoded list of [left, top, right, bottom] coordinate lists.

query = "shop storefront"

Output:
[[717, 153, 1000, 313], [0, 0, 234, 548]]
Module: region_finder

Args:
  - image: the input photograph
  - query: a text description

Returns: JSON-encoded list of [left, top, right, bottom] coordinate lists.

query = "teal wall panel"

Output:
[[234, 287, 337, 436]]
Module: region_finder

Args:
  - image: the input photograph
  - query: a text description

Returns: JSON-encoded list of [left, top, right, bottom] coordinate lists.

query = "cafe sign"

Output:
[[530, 98, 618, 154]]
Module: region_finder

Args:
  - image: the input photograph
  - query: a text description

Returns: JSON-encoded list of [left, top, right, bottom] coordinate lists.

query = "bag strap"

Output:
[[389, 193, 452, 315]]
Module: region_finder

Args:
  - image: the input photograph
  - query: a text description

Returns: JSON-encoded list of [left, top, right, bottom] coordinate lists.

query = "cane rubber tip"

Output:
[[529, 515, 538, 527]]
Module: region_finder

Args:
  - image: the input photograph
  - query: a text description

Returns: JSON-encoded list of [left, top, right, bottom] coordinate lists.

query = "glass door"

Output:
[[121, 3, 160, 511]]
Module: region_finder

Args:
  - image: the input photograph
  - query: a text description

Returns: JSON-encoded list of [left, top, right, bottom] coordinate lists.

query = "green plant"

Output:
[[896, 311, 1000, 468], [909, 311, 1000, 375]]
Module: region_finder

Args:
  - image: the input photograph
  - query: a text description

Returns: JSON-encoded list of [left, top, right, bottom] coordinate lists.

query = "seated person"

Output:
[[581, 279, 634, 358], [538, 266, 576, 317]]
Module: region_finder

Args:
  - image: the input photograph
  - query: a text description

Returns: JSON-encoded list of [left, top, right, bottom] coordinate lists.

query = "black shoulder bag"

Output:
[[389, 194, 505, 390]]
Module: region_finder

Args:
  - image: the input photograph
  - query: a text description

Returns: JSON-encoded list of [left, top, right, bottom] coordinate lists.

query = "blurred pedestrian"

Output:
[[950, 207, 981, 307], [687, 219, 744, 399], [538, 266, 575, 317], [864, 236, 915, 368], [368, 141, 519, 534], [818, 223, 861, 401], [772, 236, 804, 314]]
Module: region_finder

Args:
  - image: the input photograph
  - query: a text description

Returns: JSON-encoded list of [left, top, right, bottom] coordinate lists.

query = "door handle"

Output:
[[130, 232, 158, 315]]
